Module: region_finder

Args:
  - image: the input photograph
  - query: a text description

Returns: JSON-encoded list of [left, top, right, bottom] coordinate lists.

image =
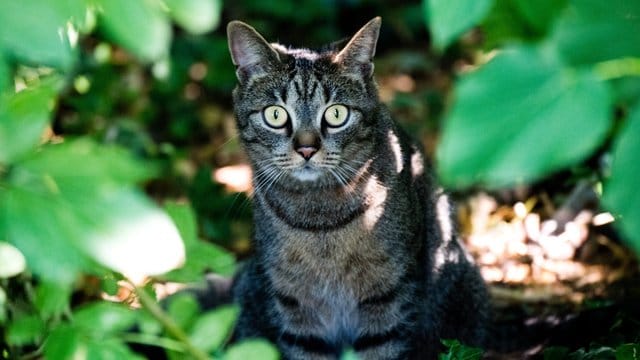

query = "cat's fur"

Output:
[[227, 18, 489, 360]]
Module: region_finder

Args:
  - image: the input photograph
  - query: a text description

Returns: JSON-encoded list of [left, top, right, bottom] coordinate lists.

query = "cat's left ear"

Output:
[[334, 17, 381, 76]]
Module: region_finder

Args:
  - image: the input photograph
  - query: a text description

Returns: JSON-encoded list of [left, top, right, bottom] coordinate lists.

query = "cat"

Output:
[[226, 17, 490, 360]]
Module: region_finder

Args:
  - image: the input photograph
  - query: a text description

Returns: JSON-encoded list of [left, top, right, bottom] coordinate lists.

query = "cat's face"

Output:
[[228, 18, 381, 191]]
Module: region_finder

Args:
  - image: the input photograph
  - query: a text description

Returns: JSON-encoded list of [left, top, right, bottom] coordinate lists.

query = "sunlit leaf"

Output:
[[96, 0, 171, 62], [74, 302, 138, 335], [6, 139, 181, 281], [437, 46, 612, 188], [553, 0, 640, 65], [165, 0, 221, 35], [7, 314, 45, 346], [0, 82, 57, 164], [0, 241, 26, 278], [225, 339, 280, 360], [81, 189, 186, 281], [426, 0, 493, 50], [0, 0, 82, 69], [603, 105, 640, 254], [188, 305, 238, 353]]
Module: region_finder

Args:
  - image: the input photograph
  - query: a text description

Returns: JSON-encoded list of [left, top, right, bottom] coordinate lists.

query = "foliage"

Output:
[[438, 339, 483, 360], [0, 0, 262, 359], [429, 0, 640, 252]]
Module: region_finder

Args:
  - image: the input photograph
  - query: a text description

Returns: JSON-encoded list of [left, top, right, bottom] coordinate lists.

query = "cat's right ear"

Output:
[[227, 21, 280, 83]]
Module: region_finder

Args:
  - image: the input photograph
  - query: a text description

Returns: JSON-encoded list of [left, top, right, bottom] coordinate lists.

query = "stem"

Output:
[[133, 284, 211, 360], [121, 333, 187, 352], [594, 57, 640, 80]]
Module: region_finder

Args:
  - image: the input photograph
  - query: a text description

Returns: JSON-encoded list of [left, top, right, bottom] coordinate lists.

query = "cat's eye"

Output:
[[262, 105, 289, 128], [323, 104, 349, 128]]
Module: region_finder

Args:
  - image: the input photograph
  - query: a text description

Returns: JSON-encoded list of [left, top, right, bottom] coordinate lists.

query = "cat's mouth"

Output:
[[291, 164, 322, 182]]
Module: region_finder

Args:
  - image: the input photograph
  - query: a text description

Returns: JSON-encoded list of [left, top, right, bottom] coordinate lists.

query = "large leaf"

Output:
[[426, 0, 493, 50], [225, 339, 280, 360], [74, 302, 137, 335], [0, 55, 9, 92], [5, 140, 182, 282], [0, 0, 85, 69], [553, 0, 640, 65], [96, 0, 171, 62], [2, 186, 89, 284], [188, 305, 238, 353], [513, 0, 568, 33], [603, 105, 640, 253], [164, 0, 221, 35], [437, 46, 612, 188], [0, 83, 57, 164]]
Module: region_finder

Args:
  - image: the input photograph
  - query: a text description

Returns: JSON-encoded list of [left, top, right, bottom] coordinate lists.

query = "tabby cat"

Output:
[[227, 17, 489, 360]]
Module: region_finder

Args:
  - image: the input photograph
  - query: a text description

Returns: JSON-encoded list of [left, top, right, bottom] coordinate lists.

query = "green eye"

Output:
[[262, 105, 289, 128], [324, 104, 349, 127]]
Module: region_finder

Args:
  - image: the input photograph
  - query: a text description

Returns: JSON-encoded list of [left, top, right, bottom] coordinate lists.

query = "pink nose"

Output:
[[296, 146, 318, 160]]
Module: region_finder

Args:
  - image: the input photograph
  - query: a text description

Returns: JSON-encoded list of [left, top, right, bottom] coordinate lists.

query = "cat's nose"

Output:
[[293, 130, 321, 160], [296, 146, 318, 160]]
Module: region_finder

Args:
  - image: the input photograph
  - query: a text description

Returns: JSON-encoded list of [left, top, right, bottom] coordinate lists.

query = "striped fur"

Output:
[[227, 18, 489, 359]]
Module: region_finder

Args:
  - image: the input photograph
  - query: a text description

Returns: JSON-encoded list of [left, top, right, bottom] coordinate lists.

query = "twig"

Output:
[[133, 283, 211, 360]]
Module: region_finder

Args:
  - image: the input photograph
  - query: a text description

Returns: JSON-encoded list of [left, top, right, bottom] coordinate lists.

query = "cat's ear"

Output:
[[227, 21, 280, 82], [334, 17, 381, 76]]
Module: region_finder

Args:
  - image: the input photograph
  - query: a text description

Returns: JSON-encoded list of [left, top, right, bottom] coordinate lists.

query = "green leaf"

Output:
[[437, 46, 612, 188], [603, 105, 640, 254], [164, 201, 199, 247], [165, 241, 236, 282], [165, 0, 221, 35], [225, 339, 280, 360], [439, 339, 483, 360], [0, 82, 57, 164], [78, 188, 186, 280], [7, 314, 45, 346], [0, 55, 9, 92], [167, 293, 200, 330], [513, 0, 568, 34], [96, 0, 172, 62], [74, 302, 137, 335], [426, 0, 494, 50], [43, 325, 86, 360], [616, 343, 640, 360], [0, 241, 26, 278], [7, 139, 183, 280], [85, 338, 146, 360], [35, 281, 72, 318], [188, 305, 239, 353], [0, 0, 82, 69], [101, 275, 120, 296], [553, 0, 640, 65], [2, 186, 88, 285], [15, 139, 155, 189]]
